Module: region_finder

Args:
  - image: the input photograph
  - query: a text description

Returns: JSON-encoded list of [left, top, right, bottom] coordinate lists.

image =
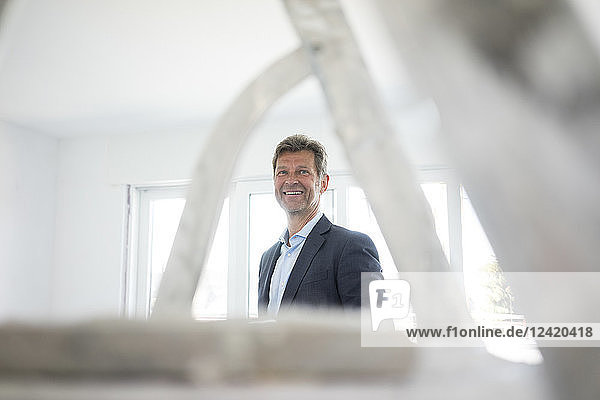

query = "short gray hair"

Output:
[[272, 134, 328, 178]]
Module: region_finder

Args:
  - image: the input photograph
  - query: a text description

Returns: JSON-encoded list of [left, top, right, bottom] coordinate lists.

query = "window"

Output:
[[461, 187, 496, 274], [461, 187, 542, 364], [346, 183, 449, 274], [125, 171, 540, 364], [127, 172, 454, 319], [125, 185, 228, 319]]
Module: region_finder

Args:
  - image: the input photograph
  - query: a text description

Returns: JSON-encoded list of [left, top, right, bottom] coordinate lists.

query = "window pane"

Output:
[[347, 186, 395, 274], [346, 184, 449, 274], [247, 190, 334, 318], [460, 188, 496, 272], [148, 197, 186, 312], [192, 198, 229, 319], [147, 197, 228, 319], [461, 187, 502, 315], [461, 188, 542, 364], [421, 183, 449, 260]]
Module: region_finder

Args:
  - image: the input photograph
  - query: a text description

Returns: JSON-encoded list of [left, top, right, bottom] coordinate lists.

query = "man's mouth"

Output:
[[283, 191, 304, 195]]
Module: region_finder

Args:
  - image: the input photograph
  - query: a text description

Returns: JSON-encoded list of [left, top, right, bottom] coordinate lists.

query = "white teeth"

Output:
[[285, 191, 302, 195]]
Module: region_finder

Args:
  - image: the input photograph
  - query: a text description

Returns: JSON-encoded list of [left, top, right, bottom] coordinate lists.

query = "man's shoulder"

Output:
[[313, 215, 373, 243], [323, 222, 381, 265], [326, 222, 375, 245]]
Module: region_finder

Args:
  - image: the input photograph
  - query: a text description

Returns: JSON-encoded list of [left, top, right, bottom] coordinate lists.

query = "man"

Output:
[[258, 134, 382, 317]]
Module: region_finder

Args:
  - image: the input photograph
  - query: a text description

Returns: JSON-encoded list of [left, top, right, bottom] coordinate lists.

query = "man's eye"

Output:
[[300, 170, 309, 175], [277, 171, 287, 176]]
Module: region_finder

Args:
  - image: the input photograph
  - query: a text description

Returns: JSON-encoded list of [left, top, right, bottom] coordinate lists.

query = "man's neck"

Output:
[[286, 208, 319, 244]]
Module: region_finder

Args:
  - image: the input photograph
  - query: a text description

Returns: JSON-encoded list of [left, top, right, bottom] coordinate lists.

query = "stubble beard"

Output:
[[278, 184, 320, 219]]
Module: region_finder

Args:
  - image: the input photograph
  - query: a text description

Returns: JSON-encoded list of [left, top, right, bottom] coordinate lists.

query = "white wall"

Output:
[[0, 121, 57, 321], [51, 126, 209, 320]]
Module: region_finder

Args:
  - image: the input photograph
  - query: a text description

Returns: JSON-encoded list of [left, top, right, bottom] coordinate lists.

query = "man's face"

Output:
[[274, 150, 329, 217]]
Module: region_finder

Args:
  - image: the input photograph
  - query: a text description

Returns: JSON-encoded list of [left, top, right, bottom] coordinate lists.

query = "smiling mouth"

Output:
[[283, 191, 304, 195]]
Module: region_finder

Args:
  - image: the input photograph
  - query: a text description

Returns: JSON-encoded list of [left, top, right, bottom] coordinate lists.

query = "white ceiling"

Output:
[[0, 0, 412, 137]]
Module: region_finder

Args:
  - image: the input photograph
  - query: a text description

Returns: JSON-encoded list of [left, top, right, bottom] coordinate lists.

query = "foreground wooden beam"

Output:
[[0, 313, 412, 381], [0, 312, 551, 400], [373, 0, 600, 398]]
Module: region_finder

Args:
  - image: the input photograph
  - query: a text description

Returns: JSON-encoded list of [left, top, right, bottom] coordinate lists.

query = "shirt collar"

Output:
[[279, 211, 323, 244]]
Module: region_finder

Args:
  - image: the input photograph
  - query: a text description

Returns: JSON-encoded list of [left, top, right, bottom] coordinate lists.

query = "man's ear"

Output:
[[320, 174, 330, 193]]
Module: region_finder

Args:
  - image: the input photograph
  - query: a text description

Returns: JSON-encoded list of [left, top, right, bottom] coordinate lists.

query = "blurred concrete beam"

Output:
[[373, 0, 600, 398]]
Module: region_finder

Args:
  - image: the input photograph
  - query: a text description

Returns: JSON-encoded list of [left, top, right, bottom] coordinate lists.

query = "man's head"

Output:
[[272, 134, 330, 217]]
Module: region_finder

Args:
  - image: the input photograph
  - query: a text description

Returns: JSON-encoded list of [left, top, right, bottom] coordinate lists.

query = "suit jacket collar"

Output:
[[279, 214, 332, 309], [259, 241, 280, 310]]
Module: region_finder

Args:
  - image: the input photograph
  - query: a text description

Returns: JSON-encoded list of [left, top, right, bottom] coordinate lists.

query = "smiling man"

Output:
[[258, 134, 382, 317]]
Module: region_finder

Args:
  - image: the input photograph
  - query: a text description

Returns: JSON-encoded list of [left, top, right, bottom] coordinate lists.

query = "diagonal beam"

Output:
[[283, 0, 470, 322], [152, 48, 312, 318], [372, 0, 600, 398]]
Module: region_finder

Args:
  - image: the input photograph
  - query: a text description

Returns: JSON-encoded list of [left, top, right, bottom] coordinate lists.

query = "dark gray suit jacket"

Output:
[[258, 215, 382, 315]]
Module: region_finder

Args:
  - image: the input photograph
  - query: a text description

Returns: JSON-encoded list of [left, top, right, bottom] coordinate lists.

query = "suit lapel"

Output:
[[280, 215, 331, 308], [259, 243, 280, 309]]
